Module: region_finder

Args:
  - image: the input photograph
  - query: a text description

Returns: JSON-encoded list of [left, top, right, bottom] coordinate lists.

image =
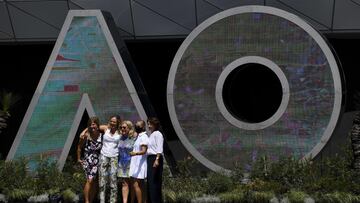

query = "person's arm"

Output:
[[130, 135, 148, 156], [77, 129, 87, 164], [153, 132, 164, 168], [99, 125, 108, 133], [130, 145, 148, 156]]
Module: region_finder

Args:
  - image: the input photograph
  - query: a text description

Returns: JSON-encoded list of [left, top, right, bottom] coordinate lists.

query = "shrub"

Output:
[[204, 172, 232, 194], [287, 190, 309, 203], [191, 195, 220, 203], [250, 152, 360, 196], [176, 156, 196, 177], [27, 193, 49, 202], [32, 158, 65, 194], [62, 188, 78, 203], [218, 192, 246, 203], [229, 162, 244, 184], [0, 158, 34, 195], [250, 156, 272, 181], [300, 154, 360, 194], [163, 189, 177, 203], [163, 176, 205, 195], [245, 179, 287, 195], [248, 191, 275, 203], [315, 192, 360, 203], [163, 156, 206, 196], [176, 191, 199, 203], [6, 189, 35, 202], [262, 156, 310, 191], [163, 189, 199, 203], [62, 158, 86, 194], [0, 156, 86, 202]]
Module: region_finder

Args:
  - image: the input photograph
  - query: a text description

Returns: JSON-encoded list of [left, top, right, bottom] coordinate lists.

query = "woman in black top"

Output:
[[146, 117, 164, 203]]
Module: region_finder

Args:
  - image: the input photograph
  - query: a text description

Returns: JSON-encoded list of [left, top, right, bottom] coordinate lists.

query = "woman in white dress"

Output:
[[129, 120, 149, 203]]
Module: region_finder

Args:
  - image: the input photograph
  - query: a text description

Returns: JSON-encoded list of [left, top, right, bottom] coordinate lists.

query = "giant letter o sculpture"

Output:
[[167, 6, 343, 172]]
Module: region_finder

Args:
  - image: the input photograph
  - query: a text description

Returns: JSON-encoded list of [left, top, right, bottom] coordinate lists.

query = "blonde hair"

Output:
[[121, 120, 135, 137]]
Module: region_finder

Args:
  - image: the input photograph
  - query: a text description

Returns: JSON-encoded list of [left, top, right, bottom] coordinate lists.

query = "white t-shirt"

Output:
[[100, 129, 121, 157], [129, 131, 149, 179], [147, 130, 163, 155]]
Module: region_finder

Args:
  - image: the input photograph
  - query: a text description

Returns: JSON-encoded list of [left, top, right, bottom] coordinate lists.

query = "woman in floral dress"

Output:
[[77, 116, 102, 203]]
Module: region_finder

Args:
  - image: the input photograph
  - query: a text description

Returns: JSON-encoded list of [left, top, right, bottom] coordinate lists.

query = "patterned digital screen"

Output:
[[9, 13, 145, 168], [167, 7, 342, 171]]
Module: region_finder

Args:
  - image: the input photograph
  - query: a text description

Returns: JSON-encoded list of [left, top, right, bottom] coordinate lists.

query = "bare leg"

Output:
[[133, 178, 143, 203], [89, 178, 98, 203], [122, 178, 130, 203], [84, 179, 91, 203]]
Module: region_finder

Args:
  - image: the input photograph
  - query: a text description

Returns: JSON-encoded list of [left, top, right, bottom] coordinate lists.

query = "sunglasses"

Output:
[[120, 126, 127, 129]]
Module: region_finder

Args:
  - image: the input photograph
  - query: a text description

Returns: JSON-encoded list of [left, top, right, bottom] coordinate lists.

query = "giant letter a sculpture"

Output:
[[7, 10, 151, 169]]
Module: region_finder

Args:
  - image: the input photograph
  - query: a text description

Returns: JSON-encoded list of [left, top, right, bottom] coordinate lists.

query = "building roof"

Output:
[[1, 0, 360, 42]]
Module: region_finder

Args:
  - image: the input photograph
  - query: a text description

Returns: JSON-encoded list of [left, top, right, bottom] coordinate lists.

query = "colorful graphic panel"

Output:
[[7, 11, 147, 169], [167, 6, 342, 172]]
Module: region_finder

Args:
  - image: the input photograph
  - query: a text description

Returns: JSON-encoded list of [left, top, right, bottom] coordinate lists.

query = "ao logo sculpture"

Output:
[[7, 6, 343, 173]]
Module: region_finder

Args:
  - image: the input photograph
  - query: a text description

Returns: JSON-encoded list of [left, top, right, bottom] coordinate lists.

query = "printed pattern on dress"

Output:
[[82, 134, 102, 179]]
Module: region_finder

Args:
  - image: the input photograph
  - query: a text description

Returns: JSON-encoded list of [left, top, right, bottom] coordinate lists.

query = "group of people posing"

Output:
[[77, 116, 164, 203]]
